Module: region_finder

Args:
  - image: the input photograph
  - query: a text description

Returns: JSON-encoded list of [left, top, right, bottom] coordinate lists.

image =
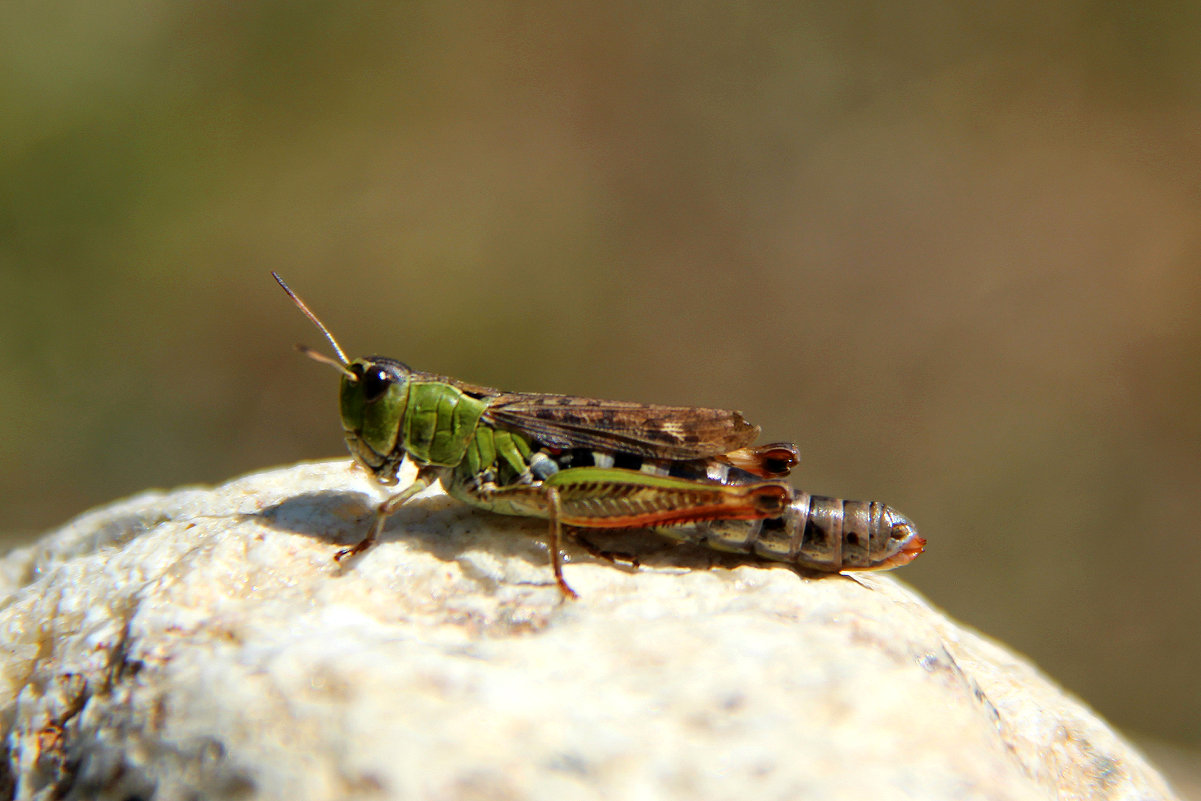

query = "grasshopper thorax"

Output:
[[340, 357, 413, 482]]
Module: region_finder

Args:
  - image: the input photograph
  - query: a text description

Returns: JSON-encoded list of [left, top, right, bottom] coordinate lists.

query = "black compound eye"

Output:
[[361, 367, 392, 402]]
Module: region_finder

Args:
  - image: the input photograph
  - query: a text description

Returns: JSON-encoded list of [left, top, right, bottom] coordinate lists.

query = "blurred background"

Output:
[[2, 2, 1198, 787]]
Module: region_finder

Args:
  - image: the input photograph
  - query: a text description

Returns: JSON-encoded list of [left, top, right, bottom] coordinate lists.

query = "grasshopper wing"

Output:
[[483, 394, 760, 460]]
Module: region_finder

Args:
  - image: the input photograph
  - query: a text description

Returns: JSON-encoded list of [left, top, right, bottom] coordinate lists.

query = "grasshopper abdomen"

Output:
[[669, 494, 924, 572]]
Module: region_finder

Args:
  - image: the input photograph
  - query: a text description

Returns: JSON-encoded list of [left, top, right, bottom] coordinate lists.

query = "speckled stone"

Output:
[[0, 461, 1180, 801]]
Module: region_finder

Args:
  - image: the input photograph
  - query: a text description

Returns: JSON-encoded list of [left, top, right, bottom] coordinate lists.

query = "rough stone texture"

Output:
[[0, 461, 1180, 801]]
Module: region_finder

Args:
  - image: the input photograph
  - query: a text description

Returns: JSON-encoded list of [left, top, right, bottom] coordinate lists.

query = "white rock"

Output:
[[0, 461, 1180, 801]]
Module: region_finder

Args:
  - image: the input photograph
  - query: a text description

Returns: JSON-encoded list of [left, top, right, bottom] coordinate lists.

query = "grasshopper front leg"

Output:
[[336, 464, 444, 561]]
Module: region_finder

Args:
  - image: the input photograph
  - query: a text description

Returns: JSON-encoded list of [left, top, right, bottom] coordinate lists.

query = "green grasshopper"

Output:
[[274, 273, 922, 597]]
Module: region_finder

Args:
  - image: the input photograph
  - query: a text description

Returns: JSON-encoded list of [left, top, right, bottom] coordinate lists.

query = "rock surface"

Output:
[[0, 461, 1180, 801]]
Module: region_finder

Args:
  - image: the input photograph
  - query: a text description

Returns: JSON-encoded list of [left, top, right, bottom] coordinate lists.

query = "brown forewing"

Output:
[[482, 393, 760, 460]]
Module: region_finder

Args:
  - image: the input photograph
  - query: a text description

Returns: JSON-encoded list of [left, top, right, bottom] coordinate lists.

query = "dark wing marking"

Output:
[[482, 393, 760, 459]]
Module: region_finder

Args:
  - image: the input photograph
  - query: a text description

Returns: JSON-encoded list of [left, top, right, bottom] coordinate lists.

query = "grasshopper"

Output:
[[274, 273, 923, 597]]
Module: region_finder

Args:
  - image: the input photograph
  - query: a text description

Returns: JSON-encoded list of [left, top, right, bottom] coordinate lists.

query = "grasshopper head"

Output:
[[273, 272, 413, 484], [339, 357, 412, 483]]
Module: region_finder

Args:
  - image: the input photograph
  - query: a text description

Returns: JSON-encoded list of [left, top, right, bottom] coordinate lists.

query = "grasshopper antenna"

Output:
[[272, 272, 358, 381], [294, 343, 357, 379]]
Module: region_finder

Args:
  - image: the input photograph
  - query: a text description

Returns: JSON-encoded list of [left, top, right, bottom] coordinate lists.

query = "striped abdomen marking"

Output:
[[661, 493, 924, 572]]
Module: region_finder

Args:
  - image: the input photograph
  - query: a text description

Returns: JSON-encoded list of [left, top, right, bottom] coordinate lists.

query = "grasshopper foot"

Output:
[[554, 573, 580, 600], [334, 537, 375, 562]]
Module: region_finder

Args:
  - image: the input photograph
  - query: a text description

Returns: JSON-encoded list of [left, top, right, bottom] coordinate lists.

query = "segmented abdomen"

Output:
[[455, 441, 923, 571], [662, 493, 924, 572]]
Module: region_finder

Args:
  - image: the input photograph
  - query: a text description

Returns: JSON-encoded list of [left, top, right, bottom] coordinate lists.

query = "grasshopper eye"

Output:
[[361, 367, 393, 402]]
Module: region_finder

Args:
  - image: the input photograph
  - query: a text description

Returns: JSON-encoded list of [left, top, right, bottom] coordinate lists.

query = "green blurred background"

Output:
[[2, 1, 1199, 778]]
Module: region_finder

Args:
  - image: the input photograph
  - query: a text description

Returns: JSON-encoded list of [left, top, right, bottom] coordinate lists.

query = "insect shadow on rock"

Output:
[[273, 272, 924, 598], [257, 490, 542, 567], [257, 491, 377, 541]]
